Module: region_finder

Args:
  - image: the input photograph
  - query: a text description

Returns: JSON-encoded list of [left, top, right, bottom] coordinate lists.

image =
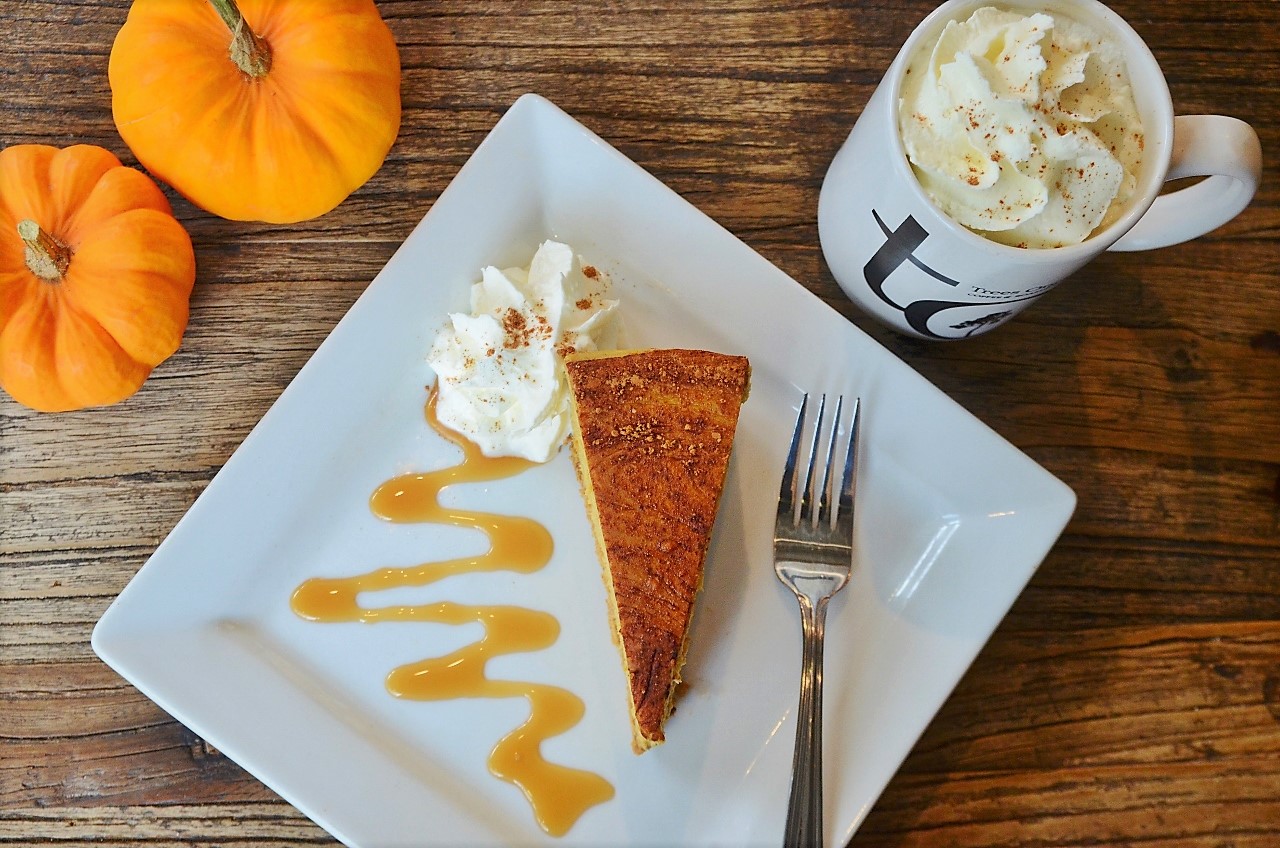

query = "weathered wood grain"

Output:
[[856, 761, 1280, 848], [0, 805, 330, 845], [2, 0, 1279, 846]]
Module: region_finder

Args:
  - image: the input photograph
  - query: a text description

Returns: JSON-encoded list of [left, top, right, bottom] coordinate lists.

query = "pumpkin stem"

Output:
[[208, 0, 272, 77], [17, 219, 71, 282]]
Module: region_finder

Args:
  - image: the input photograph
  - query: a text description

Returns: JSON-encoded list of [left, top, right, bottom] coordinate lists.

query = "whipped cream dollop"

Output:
[[427, 240, 620, 462], [899, 6, 1144, 248]]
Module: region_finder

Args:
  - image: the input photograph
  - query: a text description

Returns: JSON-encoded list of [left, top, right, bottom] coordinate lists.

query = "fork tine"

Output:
[[836, 397, 862, 525], [799, 394, 826, 526], [779, 393, 809, 515], [817, 395, 844, 530]]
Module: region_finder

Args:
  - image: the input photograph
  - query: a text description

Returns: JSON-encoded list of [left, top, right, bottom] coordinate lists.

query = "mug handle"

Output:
[[1108, 115, 1262, 252]]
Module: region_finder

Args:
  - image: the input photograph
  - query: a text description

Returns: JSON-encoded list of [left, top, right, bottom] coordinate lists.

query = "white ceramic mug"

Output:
[[817, 0, 1262, 340]]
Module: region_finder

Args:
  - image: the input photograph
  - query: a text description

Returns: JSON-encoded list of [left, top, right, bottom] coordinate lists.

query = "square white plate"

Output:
[[93, 93, 1075, 848]]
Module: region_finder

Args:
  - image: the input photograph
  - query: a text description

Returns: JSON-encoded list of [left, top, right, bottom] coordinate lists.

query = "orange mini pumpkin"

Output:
[[0, 145, 196, 412], [109, 0, 402, 224]]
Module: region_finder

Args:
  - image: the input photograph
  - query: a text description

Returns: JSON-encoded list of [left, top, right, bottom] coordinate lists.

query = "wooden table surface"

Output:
[[3, 1, 1278, 846]]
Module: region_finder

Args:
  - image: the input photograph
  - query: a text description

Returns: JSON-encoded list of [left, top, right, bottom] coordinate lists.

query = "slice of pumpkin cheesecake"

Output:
[[564, 348, 750, 752]]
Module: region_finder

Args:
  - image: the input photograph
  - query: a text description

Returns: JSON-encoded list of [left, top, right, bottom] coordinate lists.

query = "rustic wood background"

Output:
[[2, 0, 1278, 845]]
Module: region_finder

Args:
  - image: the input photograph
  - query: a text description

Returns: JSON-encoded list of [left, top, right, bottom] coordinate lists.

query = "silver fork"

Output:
[[774, 393, 862, 848]]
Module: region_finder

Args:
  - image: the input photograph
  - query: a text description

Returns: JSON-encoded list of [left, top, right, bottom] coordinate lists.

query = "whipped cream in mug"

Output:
[[899, 5, 1144, 248], [427, 240, 620, 462]]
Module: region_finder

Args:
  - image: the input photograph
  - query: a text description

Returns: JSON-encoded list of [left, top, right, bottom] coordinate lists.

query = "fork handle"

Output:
[[784, 594, 829, 848]]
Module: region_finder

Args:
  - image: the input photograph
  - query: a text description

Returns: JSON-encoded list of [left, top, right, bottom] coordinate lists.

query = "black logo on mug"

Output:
[[863, 210, 1036, 339]]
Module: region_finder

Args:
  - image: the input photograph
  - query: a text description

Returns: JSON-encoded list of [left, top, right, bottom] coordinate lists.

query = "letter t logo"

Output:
[[862, 211, 961, 309]]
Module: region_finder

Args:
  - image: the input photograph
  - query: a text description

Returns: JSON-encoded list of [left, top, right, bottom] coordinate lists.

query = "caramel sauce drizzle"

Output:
[[290, 392, 614, 836]]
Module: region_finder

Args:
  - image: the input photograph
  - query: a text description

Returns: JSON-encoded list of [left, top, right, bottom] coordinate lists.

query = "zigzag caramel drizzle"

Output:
[[290, 392, 613, 836]]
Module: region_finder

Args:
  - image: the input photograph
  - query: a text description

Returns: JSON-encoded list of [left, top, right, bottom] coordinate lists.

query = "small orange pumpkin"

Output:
[[0, 144, 196, 412], [109, 0, 402, 224]]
